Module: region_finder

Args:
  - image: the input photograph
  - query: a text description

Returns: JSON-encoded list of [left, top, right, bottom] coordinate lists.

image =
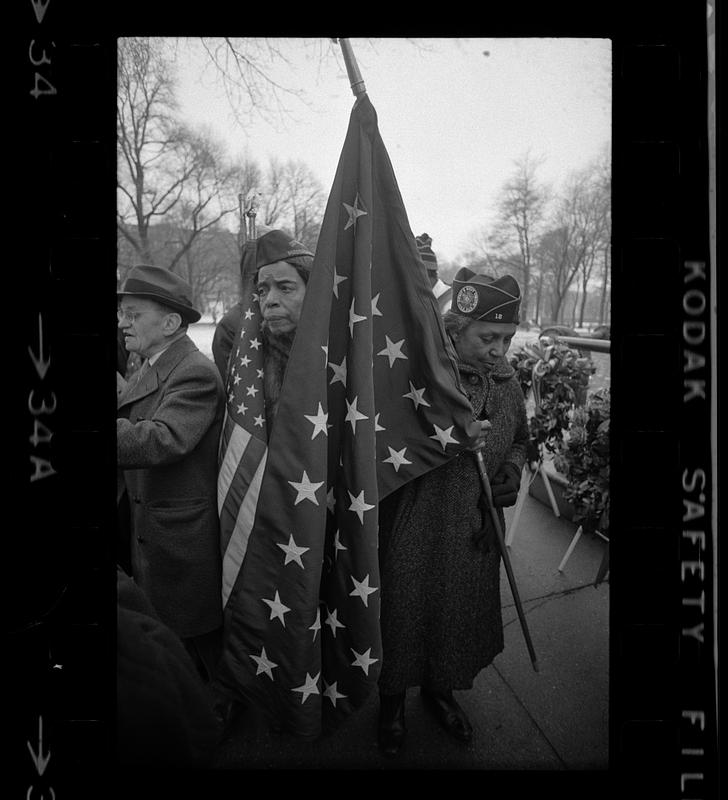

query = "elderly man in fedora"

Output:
[[117, 264, 225, 683]]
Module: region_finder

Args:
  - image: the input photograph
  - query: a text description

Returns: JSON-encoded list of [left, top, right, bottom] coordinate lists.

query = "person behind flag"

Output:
[[117, 264, 225, 684], [214, 93, 480, 742], [212, 229, 314, 396], [253, 230, 315, 426], [416, 232, 451, 305], [376, 267, 528, 757], [213, 228, 314, 727], [212, 300, 245, 381]]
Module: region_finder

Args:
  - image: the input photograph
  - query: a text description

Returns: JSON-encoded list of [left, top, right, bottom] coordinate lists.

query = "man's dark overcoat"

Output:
[[117, 335, 225, 639]]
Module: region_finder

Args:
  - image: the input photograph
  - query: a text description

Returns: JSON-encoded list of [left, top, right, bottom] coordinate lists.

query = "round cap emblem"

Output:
[[456, 285, 478, 314]]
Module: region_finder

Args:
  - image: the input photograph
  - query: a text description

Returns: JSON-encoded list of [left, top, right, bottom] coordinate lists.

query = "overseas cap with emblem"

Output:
[[415, 232, 438, 275], [451, 267, 521, 323], [118, 264, 201, 323], [255, 229, 314, 272]]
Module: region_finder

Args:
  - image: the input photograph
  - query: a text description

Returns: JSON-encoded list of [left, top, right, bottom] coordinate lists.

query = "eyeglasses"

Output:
[[117, 308, 148, 323]]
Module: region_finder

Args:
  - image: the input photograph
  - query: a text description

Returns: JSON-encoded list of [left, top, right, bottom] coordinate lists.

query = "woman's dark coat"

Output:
[[378, 356, 528, 694]]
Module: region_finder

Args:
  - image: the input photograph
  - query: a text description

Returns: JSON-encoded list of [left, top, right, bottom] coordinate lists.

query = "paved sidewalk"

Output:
[[213, 491, 609, 771]]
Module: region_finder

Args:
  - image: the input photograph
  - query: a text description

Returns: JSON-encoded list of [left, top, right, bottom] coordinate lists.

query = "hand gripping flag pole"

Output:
[[474, 449, 540, 672]]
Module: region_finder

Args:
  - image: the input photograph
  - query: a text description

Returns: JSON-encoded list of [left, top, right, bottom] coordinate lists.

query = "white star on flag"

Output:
[[309, 607, 321, 641], [351, 647, 378, 676], [345, 396, 368, 433], [233, 373, 241, 385], [292, 672, 320, 704], [304, 402, 329, 439], [325, 607, 346, 637], [374, 413, 385, 432], [326, 488, 336, 513], [246, 384, 259, 397], [377, 335, 408, 368], [371, 293, 383, 317], [349, 574, 378, 607], [250, 647, 277, 679], [383, 445, 412, 472], [334, 530, 347, 559], [328, 356, 347, 387], [323, 680, 347, 707], [254, 415, 265, 428], [343, 193, 367, 230], [262, 590, 291, 627], [239, 354, 251, 367], [403, 381, 431, 410], [348, 489, 375, 523], [277, 534, 310, 568], [236, 401, 248, 415], [333, 269, 348, 298], [348, 299, 366, 337], [430, 424, 459, 451], [249, 337, 261, 350], [244, 308, 254, 320], [257, 368, 264, 379], [288, 471, 324, 505]]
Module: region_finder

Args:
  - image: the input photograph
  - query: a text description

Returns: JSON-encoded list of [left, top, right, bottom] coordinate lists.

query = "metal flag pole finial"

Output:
[[334, 38, 367, 98], [245, 193, 259, 242], [238, 192, 245, 248]]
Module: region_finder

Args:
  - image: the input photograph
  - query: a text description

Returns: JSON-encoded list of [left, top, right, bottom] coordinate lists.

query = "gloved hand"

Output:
[[472, 493, 496, 553], [490, 463, 522, 508]]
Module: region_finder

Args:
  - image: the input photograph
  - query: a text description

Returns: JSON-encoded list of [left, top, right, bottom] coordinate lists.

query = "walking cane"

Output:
[[474, 449, 540, 673]]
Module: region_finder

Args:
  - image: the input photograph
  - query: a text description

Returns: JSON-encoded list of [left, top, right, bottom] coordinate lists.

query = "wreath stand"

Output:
[[505, 350, 610, 586], [505, 358, 562, 548], [505, 456, 561, 547]]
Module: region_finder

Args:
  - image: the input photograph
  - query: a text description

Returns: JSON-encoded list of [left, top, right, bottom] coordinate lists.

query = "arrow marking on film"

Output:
[[27, 716, 51, 776], [28, 314, 51, 380]]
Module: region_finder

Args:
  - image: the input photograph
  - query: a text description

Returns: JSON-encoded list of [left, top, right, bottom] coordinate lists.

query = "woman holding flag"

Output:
[[377, 268, 528, 757]]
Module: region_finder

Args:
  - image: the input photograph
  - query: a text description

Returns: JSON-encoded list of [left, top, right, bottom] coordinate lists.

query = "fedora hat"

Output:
[[118, 265, 201, 323]]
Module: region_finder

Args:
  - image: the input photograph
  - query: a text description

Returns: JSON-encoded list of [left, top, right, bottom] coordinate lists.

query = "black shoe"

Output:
[[378, 691, 407, 757], [421, 688, 473, 743]]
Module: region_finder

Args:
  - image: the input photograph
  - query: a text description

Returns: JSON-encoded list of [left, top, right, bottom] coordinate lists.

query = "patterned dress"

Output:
[[378, 356, 528, 694]]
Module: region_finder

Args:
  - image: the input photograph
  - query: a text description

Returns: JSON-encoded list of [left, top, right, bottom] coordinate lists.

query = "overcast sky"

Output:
[[173, 37, 611, 264]]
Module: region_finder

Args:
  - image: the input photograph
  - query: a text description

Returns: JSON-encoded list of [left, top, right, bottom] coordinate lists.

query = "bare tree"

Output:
[[190, 37, 432, 130], [256, 157, 324, 251], [117, 37, 184, 262], [538, 226, 579, 323], [487, 152, 550, 323], [117, 37, 263, 313], [569, 155, 611, 327], [537, 152, 611, 325]]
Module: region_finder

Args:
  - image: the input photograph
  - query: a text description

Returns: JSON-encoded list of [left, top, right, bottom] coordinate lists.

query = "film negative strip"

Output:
[[13, 2, 718, 797]]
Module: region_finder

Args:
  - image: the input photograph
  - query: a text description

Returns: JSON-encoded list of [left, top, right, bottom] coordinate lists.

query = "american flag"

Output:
[[216, 94, 477, 737]]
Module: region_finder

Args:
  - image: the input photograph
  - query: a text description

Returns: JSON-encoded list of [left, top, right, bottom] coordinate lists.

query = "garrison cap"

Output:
[[451, 267, 521, 323], [415, 232, 438, 274], [118, 264, 201, 323], [255, 229, 314, 272]]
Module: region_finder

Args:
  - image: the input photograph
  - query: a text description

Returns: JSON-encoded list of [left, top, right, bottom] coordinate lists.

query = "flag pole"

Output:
[[474, 450, 540, 672], [245, 194, 258, 241], [335, 38, 367, 97]]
